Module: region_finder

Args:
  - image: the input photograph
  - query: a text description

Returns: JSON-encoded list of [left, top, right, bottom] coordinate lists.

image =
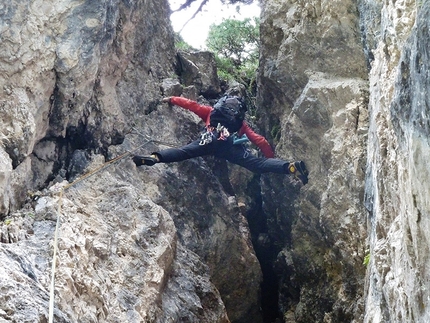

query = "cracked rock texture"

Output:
[[0, 0, 258, 322], [258, 0, 369, 321], [0, 0, 429, 322]]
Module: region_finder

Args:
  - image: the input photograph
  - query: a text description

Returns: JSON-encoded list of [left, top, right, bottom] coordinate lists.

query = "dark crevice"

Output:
[[62, 123, 109, 182], [245, 175, 283, 323], [258, 241, 282, 323], [4, 145, 21, 170], [29, 121, 106, 192], [211, 166, 285, 322]]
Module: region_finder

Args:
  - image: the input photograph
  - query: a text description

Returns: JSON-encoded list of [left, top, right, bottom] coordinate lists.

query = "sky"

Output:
[[169, 0, 261, 50]]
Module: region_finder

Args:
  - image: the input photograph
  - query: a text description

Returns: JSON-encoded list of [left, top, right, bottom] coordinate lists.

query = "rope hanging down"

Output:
[[48, 134, 177, 323]]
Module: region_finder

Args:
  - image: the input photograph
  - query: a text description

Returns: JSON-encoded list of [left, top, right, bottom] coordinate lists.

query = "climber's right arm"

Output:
[[163, 97, 212, 123]]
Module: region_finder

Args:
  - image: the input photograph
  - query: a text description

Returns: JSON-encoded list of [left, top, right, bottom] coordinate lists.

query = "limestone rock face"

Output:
[[259, 0, 430, 322], [363, 2, 430, 322], [258, 0, 369, 321], [1, 0, 429, 322], [0, 171, 229, 323], [0, 148, 12, 215], [0, 0, 262, 322], [0, 0, 176, 214], [177, 51, 221, 98]]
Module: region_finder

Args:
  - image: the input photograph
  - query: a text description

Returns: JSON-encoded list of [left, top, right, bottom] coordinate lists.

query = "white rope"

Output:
[[48, 189, 63, 323]]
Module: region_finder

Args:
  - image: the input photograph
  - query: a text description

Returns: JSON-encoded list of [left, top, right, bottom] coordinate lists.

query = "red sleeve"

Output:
[[170, 97, 212, 125], [239, 122, 275, 158]]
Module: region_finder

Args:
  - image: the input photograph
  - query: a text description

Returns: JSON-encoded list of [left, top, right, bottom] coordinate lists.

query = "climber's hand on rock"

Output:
[[162, 97, 171, 103]]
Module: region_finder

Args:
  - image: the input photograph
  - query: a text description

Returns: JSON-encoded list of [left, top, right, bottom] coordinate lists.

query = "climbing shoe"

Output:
[[132, 155, 158, 167], [287, 161, 309, 185]]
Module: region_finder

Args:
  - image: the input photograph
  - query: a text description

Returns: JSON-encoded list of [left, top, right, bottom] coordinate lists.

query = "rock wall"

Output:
[[258, 0, 430, 322], [363, 1, 430, 322], [258, 0, 369, 321], [0, 0, 176, 213], [1, 0, 430, 322], [0, 0, 261, 322]]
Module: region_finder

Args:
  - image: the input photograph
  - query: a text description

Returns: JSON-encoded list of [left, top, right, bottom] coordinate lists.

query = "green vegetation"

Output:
[[270, 124, 281, 142], [363, 249, 370, 266], [206, 17, 260, 84], [172, 16, 261, 116]]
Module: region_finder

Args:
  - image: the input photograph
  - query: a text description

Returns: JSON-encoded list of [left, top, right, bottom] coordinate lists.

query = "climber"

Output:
[[132, 95, 308, 185]]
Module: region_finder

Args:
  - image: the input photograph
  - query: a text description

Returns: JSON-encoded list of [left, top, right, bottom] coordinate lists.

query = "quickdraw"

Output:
[[199, 123, 233, 146], [199, 131, 214, 145], [216, 123, 230, 141], [199, 123, 250, 147]]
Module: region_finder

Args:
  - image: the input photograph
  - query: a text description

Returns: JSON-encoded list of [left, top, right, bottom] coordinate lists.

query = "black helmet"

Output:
[[214, 95, 247, 118]]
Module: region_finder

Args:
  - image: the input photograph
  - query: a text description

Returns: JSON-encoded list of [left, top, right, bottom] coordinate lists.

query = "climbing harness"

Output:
[[200, 124, 230, 146], [199, 123, 247, 146]]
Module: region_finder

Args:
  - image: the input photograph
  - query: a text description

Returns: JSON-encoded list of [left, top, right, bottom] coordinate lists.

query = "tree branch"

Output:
[[177, 0, 210, 33], [173, 0, 198, 12]]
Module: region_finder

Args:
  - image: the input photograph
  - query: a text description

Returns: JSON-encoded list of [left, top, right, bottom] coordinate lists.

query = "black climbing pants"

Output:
[[154, 138, 289, 174]]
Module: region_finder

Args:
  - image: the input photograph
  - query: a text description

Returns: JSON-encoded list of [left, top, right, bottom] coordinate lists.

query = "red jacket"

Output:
[[170, 97, 275, 158]]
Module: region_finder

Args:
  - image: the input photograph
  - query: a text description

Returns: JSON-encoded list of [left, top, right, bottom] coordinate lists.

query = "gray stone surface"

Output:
[[258, 0, 369, 321], [1, 0, 429, 322], [364, 1, 430, 322]]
